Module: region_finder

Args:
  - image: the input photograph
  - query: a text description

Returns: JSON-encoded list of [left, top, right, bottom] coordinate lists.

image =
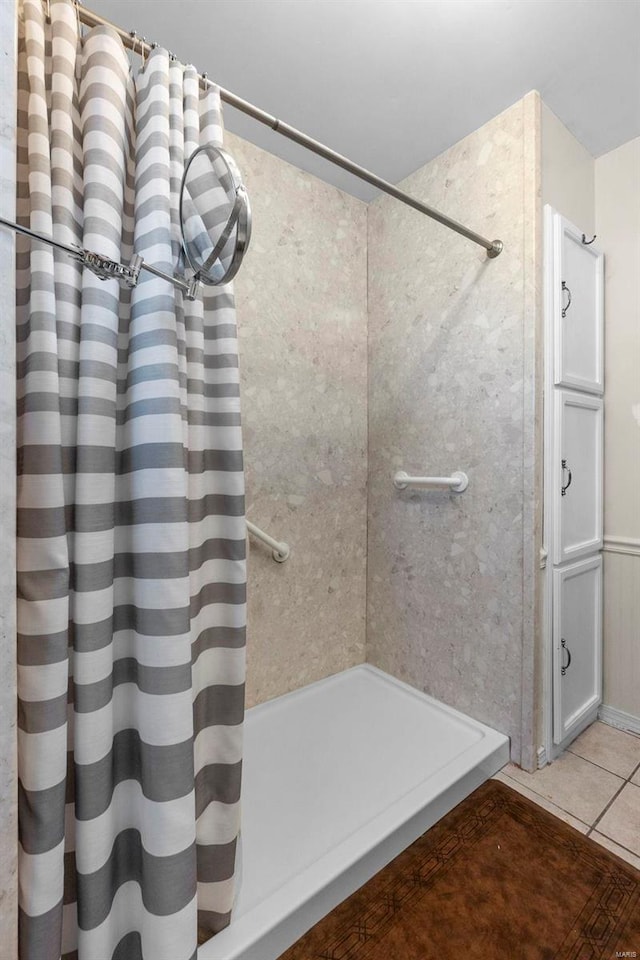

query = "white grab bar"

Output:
[[246, 519, 290, 562], [393, 470, 469, 493]]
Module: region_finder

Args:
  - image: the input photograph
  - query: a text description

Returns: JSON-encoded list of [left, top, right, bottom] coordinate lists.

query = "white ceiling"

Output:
[[90, 0, 640, 201]]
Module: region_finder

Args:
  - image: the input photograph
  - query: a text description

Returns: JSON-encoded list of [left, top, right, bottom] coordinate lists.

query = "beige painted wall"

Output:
[[541, 101, 595, 233], [595, 137, 640, 722], [226, 131, 369, 707], [366, 94, 541, 768], [0, 0, 17, 951]]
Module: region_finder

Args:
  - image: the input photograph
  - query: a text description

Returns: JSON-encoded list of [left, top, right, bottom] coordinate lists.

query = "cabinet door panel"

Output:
[[553, 391, 603, 564], [553, 556, 602, 745], [553, 216, 604, 394]]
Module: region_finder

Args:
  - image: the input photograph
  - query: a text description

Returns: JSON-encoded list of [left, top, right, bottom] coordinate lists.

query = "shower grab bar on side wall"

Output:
[[246, 520, 290, 563], [393, 471, 469, 493]]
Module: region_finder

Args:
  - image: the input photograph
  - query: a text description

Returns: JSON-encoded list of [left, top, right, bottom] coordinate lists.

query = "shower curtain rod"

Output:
[[73, 2, 503, 259]]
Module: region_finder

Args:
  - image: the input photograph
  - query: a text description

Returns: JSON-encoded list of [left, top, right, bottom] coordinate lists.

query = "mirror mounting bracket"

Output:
[[184, 277, 200, 301], [72, 250, 143, 288], [78, 248, 201, 301]]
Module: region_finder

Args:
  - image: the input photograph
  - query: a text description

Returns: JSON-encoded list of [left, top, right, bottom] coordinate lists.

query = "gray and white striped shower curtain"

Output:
[[16, 1, 246, 957]]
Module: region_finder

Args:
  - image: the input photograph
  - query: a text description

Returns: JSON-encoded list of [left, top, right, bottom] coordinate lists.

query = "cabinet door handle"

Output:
[[561, 281, 572, 318], [561, 459, 572, 496], [561, 638, 572, 676]]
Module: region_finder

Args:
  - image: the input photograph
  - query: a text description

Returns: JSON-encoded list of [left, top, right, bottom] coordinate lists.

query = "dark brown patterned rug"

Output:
[[281, 779, 640, 960]]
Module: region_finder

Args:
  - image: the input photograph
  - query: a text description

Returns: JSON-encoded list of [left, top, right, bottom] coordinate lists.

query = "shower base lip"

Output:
[[198, 663, 509, 960]]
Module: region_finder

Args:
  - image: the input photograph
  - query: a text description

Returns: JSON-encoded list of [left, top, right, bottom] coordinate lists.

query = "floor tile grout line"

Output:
[[499, 773, 640, 863], [500, 747, 640, 832], [596, 719, 640, 741], [500, 767, 639, 857], [497, 769, 592, 828], [588, 830, 640, 860], [565, 746, 640, 781], [499, 753, 626, 812], [498, 746, 640, 851], [625, 759, 640, 784], [590, 777, 630, 834]]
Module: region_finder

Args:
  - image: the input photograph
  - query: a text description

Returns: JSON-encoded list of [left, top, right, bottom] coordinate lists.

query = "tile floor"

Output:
[[494, 720, 640, 870]]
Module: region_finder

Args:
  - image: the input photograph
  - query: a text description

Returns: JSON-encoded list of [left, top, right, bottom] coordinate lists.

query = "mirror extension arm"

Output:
[[0, 215, 201, 300]]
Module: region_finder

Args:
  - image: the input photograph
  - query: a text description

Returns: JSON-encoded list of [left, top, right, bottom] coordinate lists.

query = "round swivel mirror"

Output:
[[179, 144, 251, 286]]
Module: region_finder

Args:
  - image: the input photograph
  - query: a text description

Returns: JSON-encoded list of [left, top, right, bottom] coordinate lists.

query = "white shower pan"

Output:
[[199, 664, 509, 960]]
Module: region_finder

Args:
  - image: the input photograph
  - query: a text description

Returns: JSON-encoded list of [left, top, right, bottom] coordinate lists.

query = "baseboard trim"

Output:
[[603, 536, 640, 557], [598, 704, 640, 736]]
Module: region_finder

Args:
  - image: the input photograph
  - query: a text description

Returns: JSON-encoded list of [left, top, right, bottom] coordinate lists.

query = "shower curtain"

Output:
[[16, 1, 246, 958]]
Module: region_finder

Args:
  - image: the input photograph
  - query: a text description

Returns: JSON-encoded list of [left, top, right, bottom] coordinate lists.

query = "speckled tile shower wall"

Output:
[[225, 132, 368, 707], [366, 96, 540, 765]]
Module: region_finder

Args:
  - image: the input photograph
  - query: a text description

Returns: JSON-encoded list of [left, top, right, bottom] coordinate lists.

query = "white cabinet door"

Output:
[[552, 215, 604, 395], [553, 391, 603, 564], [553, 556, 602, 745]]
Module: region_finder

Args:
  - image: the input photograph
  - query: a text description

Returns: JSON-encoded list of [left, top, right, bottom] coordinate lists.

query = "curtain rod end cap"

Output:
[[487, 239, 503, 259]]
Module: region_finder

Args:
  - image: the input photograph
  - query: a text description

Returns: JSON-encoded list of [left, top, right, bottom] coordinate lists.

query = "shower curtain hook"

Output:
[[74, 0, 84, 38], [140, 36, 147, 65], [128, 30, 138, 70]]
